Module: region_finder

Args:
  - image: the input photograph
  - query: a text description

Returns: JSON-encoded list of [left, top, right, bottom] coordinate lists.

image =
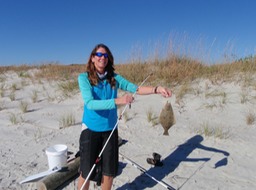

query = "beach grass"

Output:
[[1, 54, 255, 86]]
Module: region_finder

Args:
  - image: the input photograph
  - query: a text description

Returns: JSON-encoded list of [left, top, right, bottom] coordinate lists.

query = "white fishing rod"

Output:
[[119, 152, 176, 190], [80, 73, 153, 190]]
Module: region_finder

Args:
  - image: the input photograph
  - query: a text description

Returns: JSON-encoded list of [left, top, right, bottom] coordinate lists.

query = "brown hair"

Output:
[[86, 43, 116, 88]]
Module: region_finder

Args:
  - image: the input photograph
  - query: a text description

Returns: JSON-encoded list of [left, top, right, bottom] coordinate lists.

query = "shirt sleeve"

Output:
[[115, 74, 138, 93], [78, 73, 116, 110]]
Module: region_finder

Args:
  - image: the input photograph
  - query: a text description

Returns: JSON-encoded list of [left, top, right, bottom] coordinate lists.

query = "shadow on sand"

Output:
[[117, 135, 229, 190]]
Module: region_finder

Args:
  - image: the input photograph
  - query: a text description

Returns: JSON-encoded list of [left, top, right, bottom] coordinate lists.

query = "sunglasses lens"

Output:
[[95, 52, 102, 57], [95, 52, 108, 58]]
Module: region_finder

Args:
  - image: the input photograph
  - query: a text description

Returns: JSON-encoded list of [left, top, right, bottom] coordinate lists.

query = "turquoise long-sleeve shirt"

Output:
[[78, 72, 138, 132]]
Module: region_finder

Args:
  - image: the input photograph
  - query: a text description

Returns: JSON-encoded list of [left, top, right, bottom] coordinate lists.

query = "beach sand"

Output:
[[1, 70, 256, 190]]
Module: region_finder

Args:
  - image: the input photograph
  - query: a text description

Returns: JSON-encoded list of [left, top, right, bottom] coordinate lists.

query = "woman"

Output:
[[78, 43, 172, 190]]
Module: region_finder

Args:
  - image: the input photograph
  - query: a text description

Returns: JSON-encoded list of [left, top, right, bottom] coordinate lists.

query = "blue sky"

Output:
[[0, 0, 256, 66]]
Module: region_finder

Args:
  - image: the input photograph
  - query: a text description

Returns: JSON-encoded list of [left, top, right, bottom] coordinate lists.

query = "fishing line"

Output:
[[177, 153, 214, 190]]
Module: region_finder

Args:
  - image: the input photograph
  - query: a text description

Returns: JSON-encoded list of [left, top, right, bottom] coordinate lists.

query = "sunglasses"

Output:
[[95, 52, 108, 58]]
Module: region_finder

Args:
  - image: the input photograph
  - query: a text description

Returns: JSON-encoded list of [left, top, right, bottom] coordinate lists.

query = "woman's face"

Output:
[[91, 47, 108, 74]]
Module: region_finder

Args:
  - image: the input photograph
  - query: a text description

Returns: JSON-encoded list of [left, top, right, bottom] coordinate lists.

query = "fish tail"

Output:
[[163, 130, 169, 136]]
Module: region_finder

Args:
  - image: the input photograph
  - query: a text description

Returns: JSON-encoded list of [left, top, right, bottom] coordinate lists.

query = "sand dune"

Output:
[[0, 70, 256, 189]]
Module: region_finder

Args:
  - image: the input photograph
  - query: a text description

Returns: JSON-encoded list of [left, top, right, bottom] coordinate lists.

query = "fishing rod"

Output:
[[119, 152, 176, 190], [80, 72, 153, 190]]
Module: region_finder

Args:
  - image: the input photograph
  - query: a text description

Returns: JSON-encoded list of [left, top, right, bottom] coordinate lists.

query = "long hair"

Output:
[[86, 43, 116, 88]]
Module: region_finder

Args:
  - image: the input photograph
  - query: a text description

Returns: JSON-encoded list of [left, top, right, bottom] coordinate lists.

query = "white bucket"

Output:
[[45, 144, 68, 170]]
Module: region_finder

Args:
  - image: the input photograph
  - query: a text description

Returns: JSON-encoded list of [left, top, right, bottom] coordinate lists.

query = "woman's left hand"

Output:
[[157, 86, 172, 98]]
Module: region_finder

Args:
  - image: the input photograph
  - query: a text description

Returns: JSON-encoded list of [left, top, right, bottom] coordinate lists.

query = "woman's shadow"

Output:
[[117, 135, 229, 190]]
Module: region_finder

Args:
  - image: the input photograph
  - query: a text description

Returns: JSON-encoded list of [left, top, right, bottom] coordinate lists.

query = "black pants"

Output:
[[79, 128, 119, 180]]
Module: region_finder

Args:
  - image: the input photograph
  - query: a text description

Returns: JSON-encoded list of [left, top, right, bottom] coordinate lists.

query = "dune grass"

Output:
[[195, 121, 231, 139], [9, 113, 18, 125], [246, 111, 256, 125], [146, 107, 159, 126], [1, 54, 255, 86], [19, 100, 29, 113], [59, 112, 76, 128]]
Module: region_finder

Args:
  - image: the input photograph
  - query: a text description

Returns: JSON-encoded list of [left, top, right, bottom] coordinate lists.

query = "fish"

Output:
[[159, 101, 176, 135]]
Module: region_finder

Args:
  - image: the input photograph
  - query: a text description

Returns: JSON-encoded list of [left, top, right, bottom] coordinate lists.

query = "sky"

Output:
[[0, 0, 256, 66]]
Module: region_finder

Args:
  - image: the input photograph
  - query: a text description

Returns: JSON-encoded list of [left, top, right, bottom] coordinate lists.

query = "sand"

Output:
[[0, 69, 256, 190]]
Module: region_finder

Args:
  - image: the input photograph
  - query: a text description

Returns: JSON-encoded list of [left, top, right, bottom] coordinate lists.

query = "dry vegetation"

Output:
[[1, 55, 255, 86]]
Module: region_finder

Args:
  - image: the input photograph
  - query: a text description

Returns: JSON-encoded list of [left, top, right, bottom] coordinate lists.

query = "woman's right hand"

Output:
[[115, 94, 134, 105]]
